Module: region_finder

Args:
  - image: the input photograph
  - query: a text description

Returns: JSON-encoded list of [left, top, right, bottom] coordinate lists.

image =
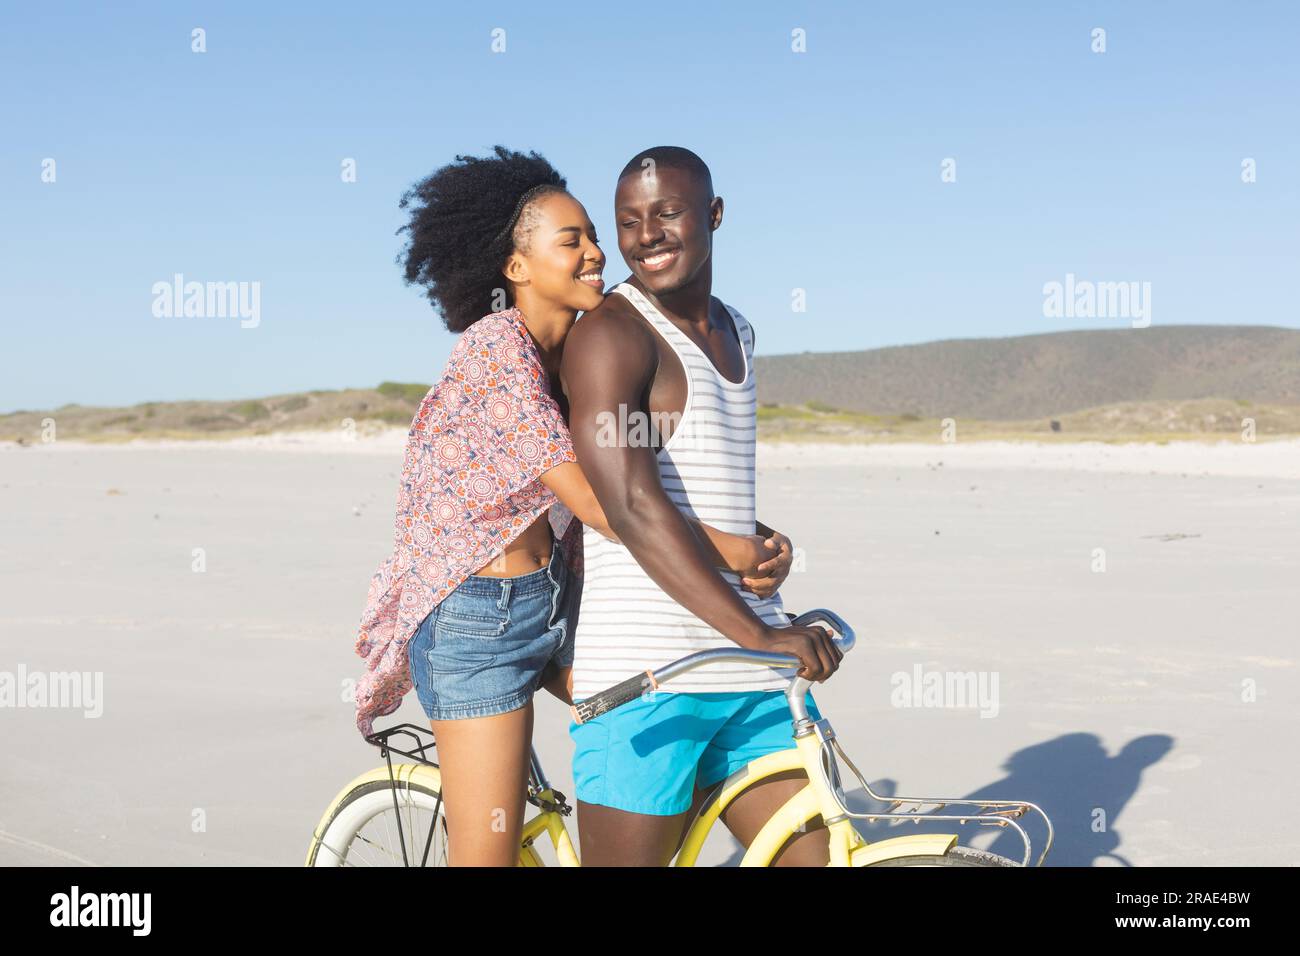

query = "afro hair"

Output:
[[397, 145, 567, 332]]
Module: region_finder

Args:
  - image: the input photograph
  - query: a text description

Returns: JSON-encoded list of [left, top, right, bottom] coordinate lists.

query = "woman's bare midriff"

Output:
[[470, 512, 553, 577]]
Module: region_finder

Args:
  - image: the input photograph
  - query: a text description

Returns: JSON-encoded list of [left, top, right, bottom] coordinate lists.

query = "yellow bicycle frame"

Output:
[[674, 728, 958, 866], [309, 725, 959, 867], [518, 789, 581, 867]]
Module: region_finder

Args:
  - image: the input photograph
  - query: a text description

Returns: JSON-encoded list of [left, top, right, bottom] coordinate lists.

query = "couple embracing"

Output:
[[353, 145, 842, 866]]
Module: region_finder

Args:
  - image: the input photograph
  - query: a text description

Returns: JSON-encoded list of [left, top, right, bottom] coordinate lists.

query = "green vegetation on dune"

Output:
[[3, 393, 1298, 445], [0, 385, 424, 443], [5, 323, 1300, 446], [376, 381, 432, 403], [754, 399, 1300, 443], [231, 400, 270, 421]]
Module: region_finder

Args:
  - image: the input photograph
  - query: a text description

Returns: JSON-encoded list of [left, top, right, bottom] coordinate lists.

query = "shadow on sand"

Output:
[[715, 732, 1174, 866]]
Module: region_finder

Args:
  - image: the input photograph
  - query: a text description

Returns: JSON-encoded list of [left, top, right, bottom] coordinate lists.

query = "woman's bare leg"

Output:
[[430, 702, 534, 866]]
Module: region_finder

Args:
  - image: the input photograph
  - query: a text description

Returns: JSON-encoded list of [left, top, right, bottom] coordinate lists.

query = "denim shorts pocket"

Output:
[[435, 594, 509, 638], [424, 609, 496, 676], [424, 635, 495, 675]]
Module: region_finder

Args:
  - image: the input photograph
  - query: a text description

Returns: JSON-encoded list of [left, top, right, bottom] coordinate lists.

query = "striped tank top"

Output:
[[570, 282, 793, 700]]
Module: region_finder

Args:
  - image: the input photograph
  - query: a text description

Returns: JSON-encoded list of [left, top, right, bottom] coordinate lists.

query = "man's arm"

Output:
[[560, 300, 839, 678]]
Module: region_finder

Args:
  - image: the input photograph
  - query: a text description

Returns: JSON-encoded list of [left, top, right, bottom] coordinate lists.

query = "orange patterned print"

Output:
[[352, 309, 580, 738]]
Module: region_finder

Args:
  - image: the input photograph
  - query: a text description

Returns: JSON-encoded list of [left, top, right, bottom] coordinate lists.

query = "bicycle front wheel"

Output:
[[864, 845, 1021, 867], [307, 779, 448, 867]]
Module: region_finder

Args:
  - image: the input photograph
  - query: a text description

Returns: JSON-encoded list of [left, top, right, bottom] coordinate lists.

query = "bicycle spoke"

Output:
[[325, 792, 448, 868]]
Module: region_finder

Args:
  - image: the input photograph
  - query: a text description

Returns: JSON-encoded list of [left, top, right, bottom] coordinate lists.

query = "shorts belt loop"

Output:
[[547, 540, 561, 583], [498, 578, 511, 610], [547, 550, 562, 629]]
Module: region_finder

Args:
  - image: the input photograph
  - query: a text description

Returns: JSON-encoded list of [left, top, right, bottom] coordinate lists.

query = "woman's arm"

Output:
[[539, 462, 778, 577], [539, 461, 617, 540], [689, 520, 784, 584]]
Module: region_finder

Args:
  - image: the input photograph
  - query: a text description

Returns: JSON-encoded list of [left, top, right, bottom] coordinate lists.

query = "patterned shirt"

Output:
[[353, 308, 580, 739]]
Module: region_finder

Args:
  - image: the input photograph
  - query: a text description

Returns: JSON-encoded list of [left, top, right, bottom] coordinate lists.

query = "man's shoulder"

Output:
[[569, 288, 652, 348], [578, 286, 640, 324], [711, 294, 753, 346], [710, 293, 746, 321]]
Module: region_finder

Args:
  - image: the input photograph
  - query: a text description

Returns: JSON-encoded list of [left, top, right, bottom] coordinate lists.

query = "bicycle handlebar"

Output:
[[571, 609, 855, 724]]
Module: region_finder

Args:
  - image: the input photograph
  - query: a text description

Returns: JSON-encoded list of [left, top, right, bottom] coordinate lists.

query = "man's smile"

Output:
[[637, 248, 681, 272]]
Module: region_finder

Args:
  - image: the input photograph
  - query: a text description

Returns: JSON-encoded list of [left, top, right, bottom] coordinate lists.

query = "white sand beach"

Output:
[[1, 436, 1297, 865]]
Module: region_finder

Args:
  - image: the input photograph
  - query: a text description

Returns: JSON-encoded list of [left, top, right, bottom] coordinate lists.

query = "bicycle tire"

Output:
[[863, 844, 1022, 867], [307, 779, 448, 867]]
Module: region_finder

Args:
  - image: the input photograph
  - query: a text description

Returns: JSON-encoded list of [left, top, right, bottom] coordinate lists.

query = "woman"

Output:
[[353, 146, 789, 866]]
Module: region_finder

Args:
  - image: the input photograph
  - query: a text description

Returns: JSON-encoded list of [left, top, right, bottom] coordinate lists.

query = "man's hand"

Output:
[[740, 529, 794, 599], [748, 623, 842, 681]]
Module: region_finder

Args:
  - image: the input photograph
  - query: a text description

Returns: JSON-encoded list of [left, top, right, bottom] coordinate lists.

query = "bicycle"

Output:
[[306, 609, 1054, 866]]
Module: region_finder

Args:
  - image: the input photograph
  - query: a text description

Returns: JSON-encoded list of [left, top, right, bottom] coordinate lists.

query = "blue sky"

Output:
[[2, 1, 1296, 412]]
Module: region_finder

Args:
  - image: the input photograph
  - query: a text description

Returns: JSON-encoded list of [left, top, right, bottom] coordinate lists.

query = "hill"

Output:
[[4, 326, 1299, 444], [754, 325, 1300, 419]]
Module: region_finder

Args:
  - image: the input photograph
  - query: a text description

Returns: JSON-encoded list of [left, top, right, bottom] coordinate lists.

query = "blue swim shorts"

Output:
[[568, 688, 822, 816]]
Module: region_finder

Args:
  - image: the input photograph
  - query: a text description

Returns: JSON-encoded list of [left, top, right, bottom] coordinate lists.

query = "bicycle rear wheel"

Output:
[[864, 845, 1021, 867], [307, 779, 448, 867]]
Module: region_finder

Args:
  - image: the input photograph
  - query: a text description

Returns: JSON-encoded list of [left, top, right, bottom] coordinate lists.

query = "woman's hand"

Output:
[[739, 529, 794, 599], [719, 533, 767, 575], [540, 661, 574, 706], [689, 524, 795, 599]]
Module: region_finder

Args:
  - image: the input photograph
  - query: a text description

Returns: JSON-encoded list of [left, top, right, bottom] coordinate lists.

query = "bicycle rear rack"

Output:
[[363, 723, 443, 866], [362, 722, 569, 866], [366, 722, 439, 767], [812, 722, 1055, 866]]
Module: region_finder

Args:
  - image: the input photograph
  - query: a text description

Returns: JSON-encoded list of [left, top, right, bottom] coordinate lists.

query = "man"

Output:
[[559, 146, 843, 866]]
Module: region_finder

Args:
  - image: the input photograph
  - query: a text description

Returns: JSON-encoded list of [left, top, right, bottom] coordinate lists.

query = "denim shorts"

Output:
[[407, 539, 572, 721]]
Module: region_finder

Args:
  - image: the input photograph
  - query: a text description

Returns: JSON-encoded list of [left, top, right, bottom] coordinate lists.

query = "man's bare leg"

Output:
[[717, 770, 829, 865], [577, 801, 693, 866], [580, 769, 828, 867], [668, 771, 829, 866]]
